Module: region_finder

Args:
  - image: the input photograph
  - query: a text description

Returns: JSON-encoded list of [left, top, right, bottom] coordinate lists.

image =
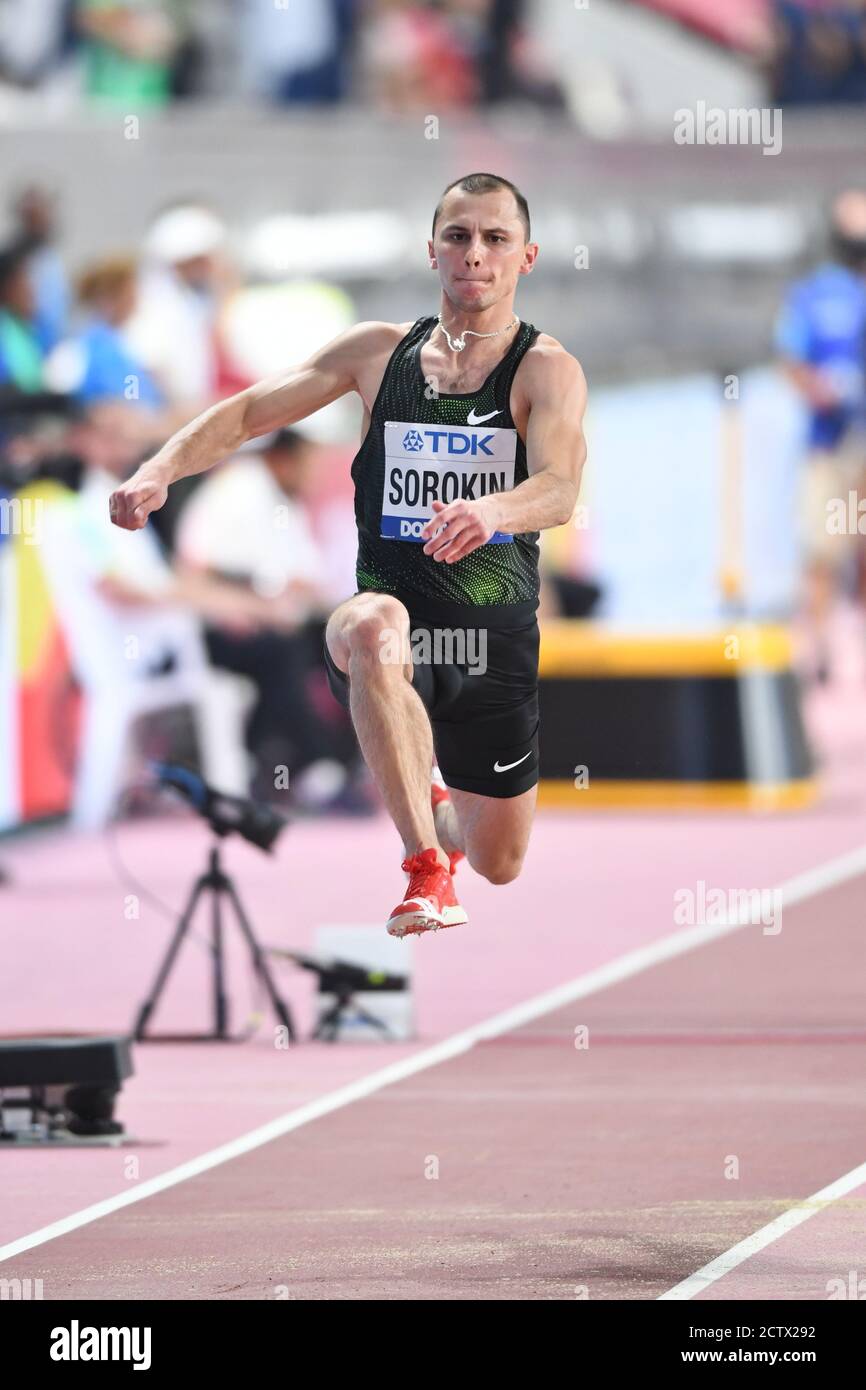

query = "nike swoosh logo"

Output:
[[466, 408, 502, 425], [493, 752, 532, 773]]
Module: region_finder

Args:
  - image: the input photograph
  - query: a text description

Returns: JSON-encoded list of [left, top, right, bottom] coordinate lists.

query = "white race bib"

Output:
[[380, 421, 516, 543]]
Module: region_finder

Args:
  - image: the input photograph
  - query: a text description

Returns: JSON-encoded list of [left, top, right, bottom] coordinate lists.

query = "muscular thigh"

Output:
[[449, 783, 537, 861]]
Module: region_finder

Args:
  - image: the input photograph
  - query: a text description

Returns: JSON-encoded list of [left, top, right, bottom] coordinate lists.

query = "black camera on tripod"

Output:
[[133, 766, 294, 1043], [151, 763, 286, 852]]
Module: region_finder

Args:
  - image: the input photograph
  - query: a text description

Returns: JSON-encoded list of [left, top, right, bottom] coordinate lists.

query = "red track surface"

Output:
[[1, 673, 865, 1299]]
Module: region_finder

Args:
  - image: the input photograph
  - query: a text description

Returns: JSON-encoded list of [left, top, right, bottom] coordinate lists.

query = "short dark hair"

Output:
[[432, 173, 530, 242], [264, 427, 307, 456]]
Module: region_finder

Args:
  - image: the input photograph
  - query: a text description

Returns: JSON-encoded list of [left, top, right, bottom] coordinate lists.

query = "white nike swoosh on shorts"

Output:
[[466, 408, 502, 425], [493, 751, 532, 773]]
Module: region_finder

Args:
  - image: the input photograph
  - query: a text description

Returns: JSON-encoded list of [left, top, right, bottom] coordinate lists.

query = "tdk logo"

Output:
[[402, 429, 494, 457], [400, 519, 426, 537], [432, 431, 494, 456]]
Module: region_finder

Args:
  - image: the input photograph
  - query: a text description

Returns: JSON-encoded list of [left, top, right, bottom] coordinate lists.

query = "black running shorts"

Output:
[[323, 604, 540, 799]]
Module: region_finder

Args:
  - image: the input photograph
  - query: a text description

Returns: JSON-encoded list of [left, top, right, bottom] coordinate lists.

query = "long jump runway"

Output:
[[3, 860, 864, 1300]]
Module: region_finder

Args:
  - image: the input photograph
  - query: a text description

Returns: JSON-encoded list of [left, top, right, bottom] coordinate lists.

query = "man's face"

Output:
[[831, 190, 866, 270], [75, 405, 144, 478], [267, 447, 314, 499], [174, 254, 215, 290], [96, 277, 137, 325], [428, 190, 538, 313]]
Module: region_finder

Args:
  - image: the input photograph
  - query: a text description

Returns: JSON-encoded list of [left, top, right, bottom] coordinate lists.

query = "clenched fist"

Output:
[[109, 471, 169, 530]]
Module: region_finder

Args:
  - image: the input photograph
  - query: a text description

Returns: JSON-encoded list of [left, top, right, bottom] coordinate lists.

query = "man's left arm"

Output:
[[421, 350, 587, 563]]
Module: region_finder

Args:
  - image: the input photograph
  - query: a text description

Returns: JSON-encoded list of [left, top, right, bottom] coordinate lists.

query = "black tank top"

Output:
[[350, 314, 541, 627]]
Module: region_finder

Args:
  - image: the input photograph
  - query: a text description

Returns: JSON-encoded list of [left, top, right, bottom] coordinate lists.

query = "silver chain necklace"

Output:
[[436, 313, 519, 354]]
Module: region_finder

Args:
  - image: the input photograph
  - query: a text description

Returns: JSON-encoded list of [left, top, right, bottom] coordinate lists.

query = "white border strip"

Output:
[[659, 1159, 866, 1300], [2, 841, 865, 1266]]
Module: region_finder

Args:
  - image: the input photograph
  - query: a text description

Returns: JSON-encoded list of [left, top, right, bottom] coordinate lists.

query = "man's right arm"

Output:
[[109, 321, 391, 530]]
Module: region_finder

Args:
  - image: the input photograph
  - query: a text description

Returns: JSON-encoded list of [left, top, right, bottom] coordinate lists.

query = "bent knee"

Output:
[[327, 594, 409, 666], [470, 849, 525, 886]]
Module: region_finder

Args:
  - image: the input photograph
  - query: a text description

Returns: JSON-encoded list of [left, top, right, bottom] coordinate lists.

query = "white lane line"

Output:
[[2, 840, 865, 1266], [658, 1159, 866, 1300]]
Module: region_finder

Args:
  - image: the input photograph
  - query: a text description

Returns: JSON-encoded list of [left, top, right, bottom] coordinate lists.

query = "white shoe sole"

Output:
[[386, 903, 469, 938]]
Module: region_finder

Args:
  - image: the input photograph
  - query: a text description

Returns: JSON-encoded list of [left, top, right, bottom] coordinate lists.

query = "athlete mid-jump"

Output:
[[110, 173, 588, 938]]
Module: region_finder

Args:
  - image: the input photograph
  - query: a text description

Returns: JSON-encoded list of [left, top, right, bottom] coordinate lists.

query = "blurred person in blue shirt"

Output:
[[776, 189, 866, 682], [239, 0, 353, 104], [58, 255, 165, 409]]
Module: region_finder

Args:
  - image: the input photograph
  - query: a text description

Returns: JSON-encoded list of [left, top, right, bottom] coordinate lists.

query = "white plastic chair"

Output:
[[37, 499, 253, 828]]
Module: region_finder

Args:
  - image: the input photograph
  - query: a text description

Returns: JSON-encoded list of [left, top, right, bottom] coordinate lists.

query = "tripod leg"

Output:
[[211, 882, 229, 1041], [133, 876, 208, 1039], [312, 996, 345, 1043], [222, 879, 296, 1041], [353, 1004, 393, 1039]]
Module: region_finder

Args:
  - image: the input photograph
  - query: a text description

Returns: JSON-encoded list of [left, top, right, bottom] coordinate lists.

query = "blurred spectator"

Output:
[[31, 400, 278, 823], [0, 0, 577, 115], [75, 0, 180, 108], [361, 0, 483, 111], [62, 401, 263, 628], [479, 0, 565, 109], [175, 427, 361, 808], [771, 1, 866, 105], [177, 428, 325, 607], [163, 0, 204, 98], [240, 0, 354, 104], [0, 0, 76, 101], [775, 189, 866, 682], [69, 402, 178, 607], [46, 255, 167, 417], [125, 204, 230, 411], [0, 244, 53, 392], [0, 400, 83, 491], [9, 186, 70, 348]]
